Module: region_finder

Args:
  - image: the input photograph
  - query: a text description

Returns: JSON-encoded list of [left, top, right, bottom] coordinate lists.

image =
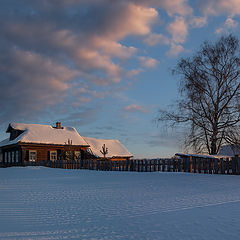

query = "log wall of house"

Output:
[[20, 144, 88, 162], [1, 144, 88, 163], [1, 143, 131, 163]]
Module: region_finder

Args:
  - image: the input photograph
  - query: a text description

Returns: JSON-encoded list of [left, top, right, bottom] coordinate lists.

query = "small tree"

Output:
[[100, 144, 108, 158], [158, 35, 240, 155]]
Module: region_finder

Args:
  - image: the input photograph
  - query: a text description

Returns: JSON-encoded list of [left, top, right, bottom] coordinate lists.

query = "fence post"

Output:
[[110, 160, 112, 171], [203, 159, 206, 174], [183, 157, 186, 172], [232, 157, 237, 175], [167, 159, 170, 172], [187, 157, 191, 172], [172, 158, 176, 172], [97, 160, 99, 171], [102, 159, 105, 171], [177, 158, 181, 172], [220, 158, 224, 174], [193, 157, 196, 173], [113, 161, 116, 171], [197, 158, 201, 173], [161, 159, 164, 172], [214, 158, 218, 174], [237, 156, 240, 175], [226, 158, 230, 174], [136, 160, 139, 172], [208, 158, 212, 174], [129, 160, 132, 171], [156, 159, 160, 171], [153, 159, 156, 172], [189, 156, 192, 173]]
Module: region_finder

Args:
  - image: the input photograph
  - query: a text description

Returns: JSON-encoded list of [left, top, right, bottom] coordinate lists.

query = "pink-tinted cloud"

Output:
[[144, 33, 170, 46], [167, 16, 188, 44], [199, 0, 240, 17], [215, 17, 239, 34], [138, 56, 158, 68], [124, 104, 150, 113], [127, 68, 144, 77], [0, 48, 78, 121], [135, 0, 193, 17], [166, 44, 185, 57], [0, 0, 160, 122], [189, 16, 207, 28], [158, 0, 193, 17]]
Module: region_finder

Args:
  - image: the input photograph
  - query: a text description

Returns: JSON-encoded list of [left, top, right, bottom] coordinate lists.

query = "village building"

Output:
[[0, 122, 132, 164], [84, 137, 133, 161], [218, 144, 240, 157]]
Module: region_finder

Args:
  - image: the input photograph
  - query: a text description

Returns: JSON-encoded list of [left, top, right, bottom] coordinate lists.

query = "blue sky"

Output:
[[1, 0, 240, 158]]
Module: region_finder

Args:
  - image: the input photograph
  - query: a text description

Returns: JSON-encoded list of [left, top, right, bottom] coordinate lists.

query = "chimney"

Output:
[[56, 122, 62, 129]]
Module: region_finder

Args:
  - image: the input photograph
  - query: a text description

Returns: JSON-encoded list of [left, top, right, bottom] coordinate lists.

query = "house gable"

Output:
[[6, 125, 24, 141]]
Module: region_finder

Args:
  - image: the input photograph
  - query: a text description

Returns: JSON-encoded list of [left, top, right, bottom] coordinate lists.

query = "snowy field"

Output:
[[1, 167, 240, 240]]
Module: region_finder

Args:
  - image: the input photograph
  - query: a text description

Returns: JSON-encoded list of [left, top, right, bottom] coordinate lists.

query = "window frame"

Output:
[[29, 150, 37, 162], [50, 151, 57, 161], [74, 151, 81, 161]]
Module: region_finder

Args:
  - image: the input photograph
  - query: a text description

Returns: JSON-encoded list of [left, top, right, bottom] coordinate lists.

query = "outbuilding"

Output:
[[84, 136, 133, 160]]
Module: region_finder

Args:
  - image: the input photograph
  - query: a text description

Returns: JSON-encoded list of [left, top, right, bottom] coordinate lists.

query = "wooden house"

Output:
[[0, 122, 89, 164], [0, 122, 133, 165]]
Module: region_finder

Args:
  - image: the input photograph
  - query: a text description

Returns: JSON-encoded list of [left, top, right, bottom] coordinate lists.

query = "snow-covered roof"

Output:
[[0, 122, 89, 147], [175, 153, 229, 159], [83, 137, 133, 158], [218, 145, 240, 157]]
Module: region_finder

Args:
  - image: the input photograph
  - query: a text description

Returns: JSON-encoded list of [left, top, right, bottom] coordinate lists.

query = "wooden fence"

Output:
[[46, 156, 240, 175], [1, 156, 240, 175]]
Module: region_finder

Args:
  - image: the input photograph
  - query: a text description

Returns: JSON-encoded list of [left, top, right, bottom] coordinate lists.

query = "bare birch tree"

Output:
[[159, 35, 240, 155]]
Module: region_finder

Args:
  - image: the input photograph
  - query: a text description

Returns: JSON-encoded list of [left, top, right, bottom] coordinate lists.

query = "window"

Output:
[[65, 151, 72, 160], [4, 152, 7, 163], [16, 151, 19, 163], [29, 150, 37, 162], [50, 151, 57, 161], [74, 151, 81, 161], [0, 150, 2, 163]]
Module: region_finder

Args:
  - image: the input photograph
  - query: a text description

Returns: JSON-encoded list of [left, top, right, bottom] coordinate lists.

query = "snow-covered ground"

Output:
[[1, 167, 240, 240]]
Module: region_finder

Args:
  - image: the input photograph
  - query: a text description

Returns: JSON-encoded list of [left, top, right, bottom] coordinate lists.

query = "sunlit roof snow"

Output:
[[83, 136, 132, 158], [0, 122, 89, 147]]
